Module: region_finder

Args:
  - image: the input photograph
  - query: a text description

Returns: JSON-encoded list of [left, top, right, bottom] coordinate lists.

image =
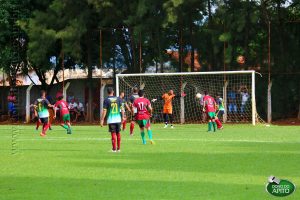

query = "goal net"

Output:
[[116, 71, 261, 125]]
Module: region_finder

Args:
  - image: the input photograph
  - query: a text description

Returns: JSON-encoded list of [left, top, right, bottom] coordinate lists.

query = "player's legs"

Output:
[[163, 113, 169, 128], [137, 120, 147, 144], [169, 113, 174, 128], [109, 124, 117, 152], [207, 112, 216, 132], [40, 117, 49, 136], [215, 117, 223, 129], [145, 120, 154, 144], [61, 114, 72, 134], [36, 118, 41, 130], [116, 123, 121, 151], [130, 114, 135, 135], [122, 117, 127, 131]]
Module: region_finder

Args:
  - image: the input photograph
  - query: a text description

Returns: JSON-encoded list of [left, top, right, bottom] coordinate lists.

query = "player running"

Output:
[[119, 91, 131, 131], [100, 87, 125, 152], [133, 90, 154, 145], [128, 87, 139, 135], [54, 94, 72, 134], [33, 90, 53, 137], [202, 91, 217, 132]]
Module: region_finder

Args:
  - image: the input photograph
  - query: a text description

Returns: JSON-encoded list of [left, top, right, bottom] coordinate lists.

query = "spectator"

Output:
[[7, 89, 17, 118], [76, 99, 86, 121], [67, 92, 75, 103], [239, 85, 250, 117], [227, 87, 237, 121], [69, 99, 79, 122]]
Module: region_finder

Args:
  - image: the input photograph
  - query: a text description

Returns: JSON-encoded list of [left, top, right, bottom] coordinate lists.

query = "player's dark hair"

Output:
[[204, 90, 208, 95], [133, 87, 138, 93], [138, 90, 145, 97], [41, 90, 46, 96], [57, 96, 63, 100], [107, 87, 114, 94]]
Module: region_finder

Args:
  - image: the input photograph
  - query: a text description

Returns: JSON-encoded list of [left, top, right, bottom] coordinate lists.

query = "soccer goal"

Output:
[[116, 70, 260, 125]]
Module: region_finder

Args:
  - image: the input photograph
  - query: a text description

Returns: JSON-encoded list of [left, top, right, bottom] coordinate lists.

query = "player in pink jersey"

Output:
[[54, 95, 72, 134], [132, 90, 154, 145], [202, 91, 217, 132]]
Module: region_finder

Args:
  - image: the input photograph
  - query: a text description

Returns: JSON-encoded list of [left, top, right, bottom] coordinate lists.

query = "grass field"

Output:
[[0, 124, 299, 200]]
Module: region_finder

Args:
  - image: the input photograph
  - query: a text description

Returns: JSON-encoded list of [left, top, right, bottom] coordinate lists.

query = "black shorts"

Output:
[[108, 123, 121, 133], [39, 117, 48, 124], [217, 110, 224, 119]]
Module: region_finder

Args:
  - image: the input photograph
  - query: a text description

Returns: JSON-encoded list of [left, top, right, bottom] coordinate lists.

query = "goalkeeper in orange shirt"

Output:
[[152, 90, 185, 128]]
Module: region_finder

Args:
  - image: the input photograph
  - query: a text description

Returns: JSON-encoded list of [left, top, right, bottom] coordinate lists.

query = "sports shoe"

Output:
[[40, 132, 46, 137], [67, 127, 72, 134], [111, 150, 117, 153], [142, 140, 146, 145], [49, 127, 52, 130], [117, 149, 121, 153], [171, 125, 174, 129], [150, 140, 155, 145], [164, 124, 168, 128], [218, 126, 224, 130], [130, 133, 134, 136]]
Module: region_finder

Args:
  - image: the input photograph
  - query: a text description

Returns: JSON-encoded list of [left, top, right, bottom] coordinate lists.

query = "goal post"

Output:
[[116, 70, 259, 125]]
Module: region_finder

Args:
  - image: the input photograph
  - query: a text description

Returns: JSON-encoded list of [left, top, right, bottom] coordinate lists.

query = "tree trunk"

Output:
[[190, 22, 195, 72], [267, 81, 272, 123], [156, 28, 164, 73], [86, 35, 93, 122]]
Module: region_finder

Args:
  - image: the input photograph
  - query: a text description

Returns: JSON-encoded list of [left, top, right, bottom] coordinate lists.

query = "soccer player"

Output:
[[128, 87, 139, 135], [202, 91, 217, 132], [152, 90, 185, 128], [33, 90, 53, 137], [54, 95, 72, 134], [215, 94, 224, 130], [132, 90, 154, 145], [100, 87, 124, 152], [119, 91, 131, 131]]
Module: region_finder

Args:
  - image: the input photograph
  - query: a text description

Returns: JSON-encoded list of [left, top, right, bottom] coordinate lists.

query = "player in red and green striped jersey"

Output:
[[202, 91, 217, 132], [132, 90, 154, 145], [54, 95, 72, 134]]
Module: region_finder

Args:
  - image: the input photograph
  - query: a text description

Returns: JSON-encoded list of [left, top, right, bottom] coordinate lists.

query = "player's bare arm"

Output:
[[100, 109, 107, 127]]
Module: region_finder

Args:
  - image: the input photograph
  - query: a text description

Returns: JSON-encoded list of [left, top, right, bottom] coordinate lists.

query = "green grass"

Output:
[[0, 124, 299, 200]]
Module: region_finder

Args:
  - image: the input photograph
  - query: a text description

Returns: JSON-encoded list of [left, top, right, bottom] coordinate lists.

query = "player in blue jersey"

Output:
[[100, 87, 125, 152]]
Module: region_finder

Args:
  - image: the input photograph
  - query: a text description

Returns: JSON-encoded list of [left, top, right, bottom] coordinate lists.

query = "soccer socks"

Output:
[[36, 120, 41, 130], [42, 123, 50, 134], [147, 129, 153, 140], [215, 119, 222, 129], [212, 122, 217, 132], [208, 122, 212, 131], [122, 120, 127, 131], [141, 131, 146, 144], [61, 124, 69, 129], [111, 133, 117, 150], [116, 133, 121, 150], [130, 122, 135, 135]]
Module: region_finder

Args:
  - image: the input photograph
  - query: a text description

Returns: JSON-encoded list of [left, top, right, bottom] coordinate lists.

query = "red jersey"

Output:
[[203, 95, 216, 113], [55, 100, 70, 116], [133, 97, 151, 120]]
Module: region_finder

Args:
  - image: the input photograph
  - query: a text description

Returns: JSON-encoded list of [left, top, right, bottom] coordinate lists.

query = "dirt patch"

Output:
[[272, 118, 300, 126]]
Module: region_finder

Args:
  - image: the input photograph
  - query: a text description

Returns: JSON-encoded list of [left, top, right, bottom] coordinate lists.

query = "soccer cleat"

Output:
[[150, 140, 155, 145], [171, 125, 174, 129], [40, 132, 46, 137], [164, 124, 168, 128], [111, 149, 117, 153], [142, 140, 147, 145], [218, 126, 224, 130], [49, 127, 52, 130], [130, 133, 134, 136], [67, 127, 72, 134], [117, 150, 121, 153]]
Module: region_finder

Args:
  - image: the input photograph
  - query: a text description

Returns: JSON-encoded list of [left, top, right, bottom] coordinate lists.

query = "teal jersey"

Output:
[[103, 96, 122, 124], [216, 97, 225, 111], [34, 98, 50, 118]]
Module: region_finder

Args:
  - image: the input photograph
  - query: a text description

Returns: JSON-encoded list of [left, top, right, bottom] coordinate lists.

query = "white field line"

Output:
[[14, 137, 300, 144]]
